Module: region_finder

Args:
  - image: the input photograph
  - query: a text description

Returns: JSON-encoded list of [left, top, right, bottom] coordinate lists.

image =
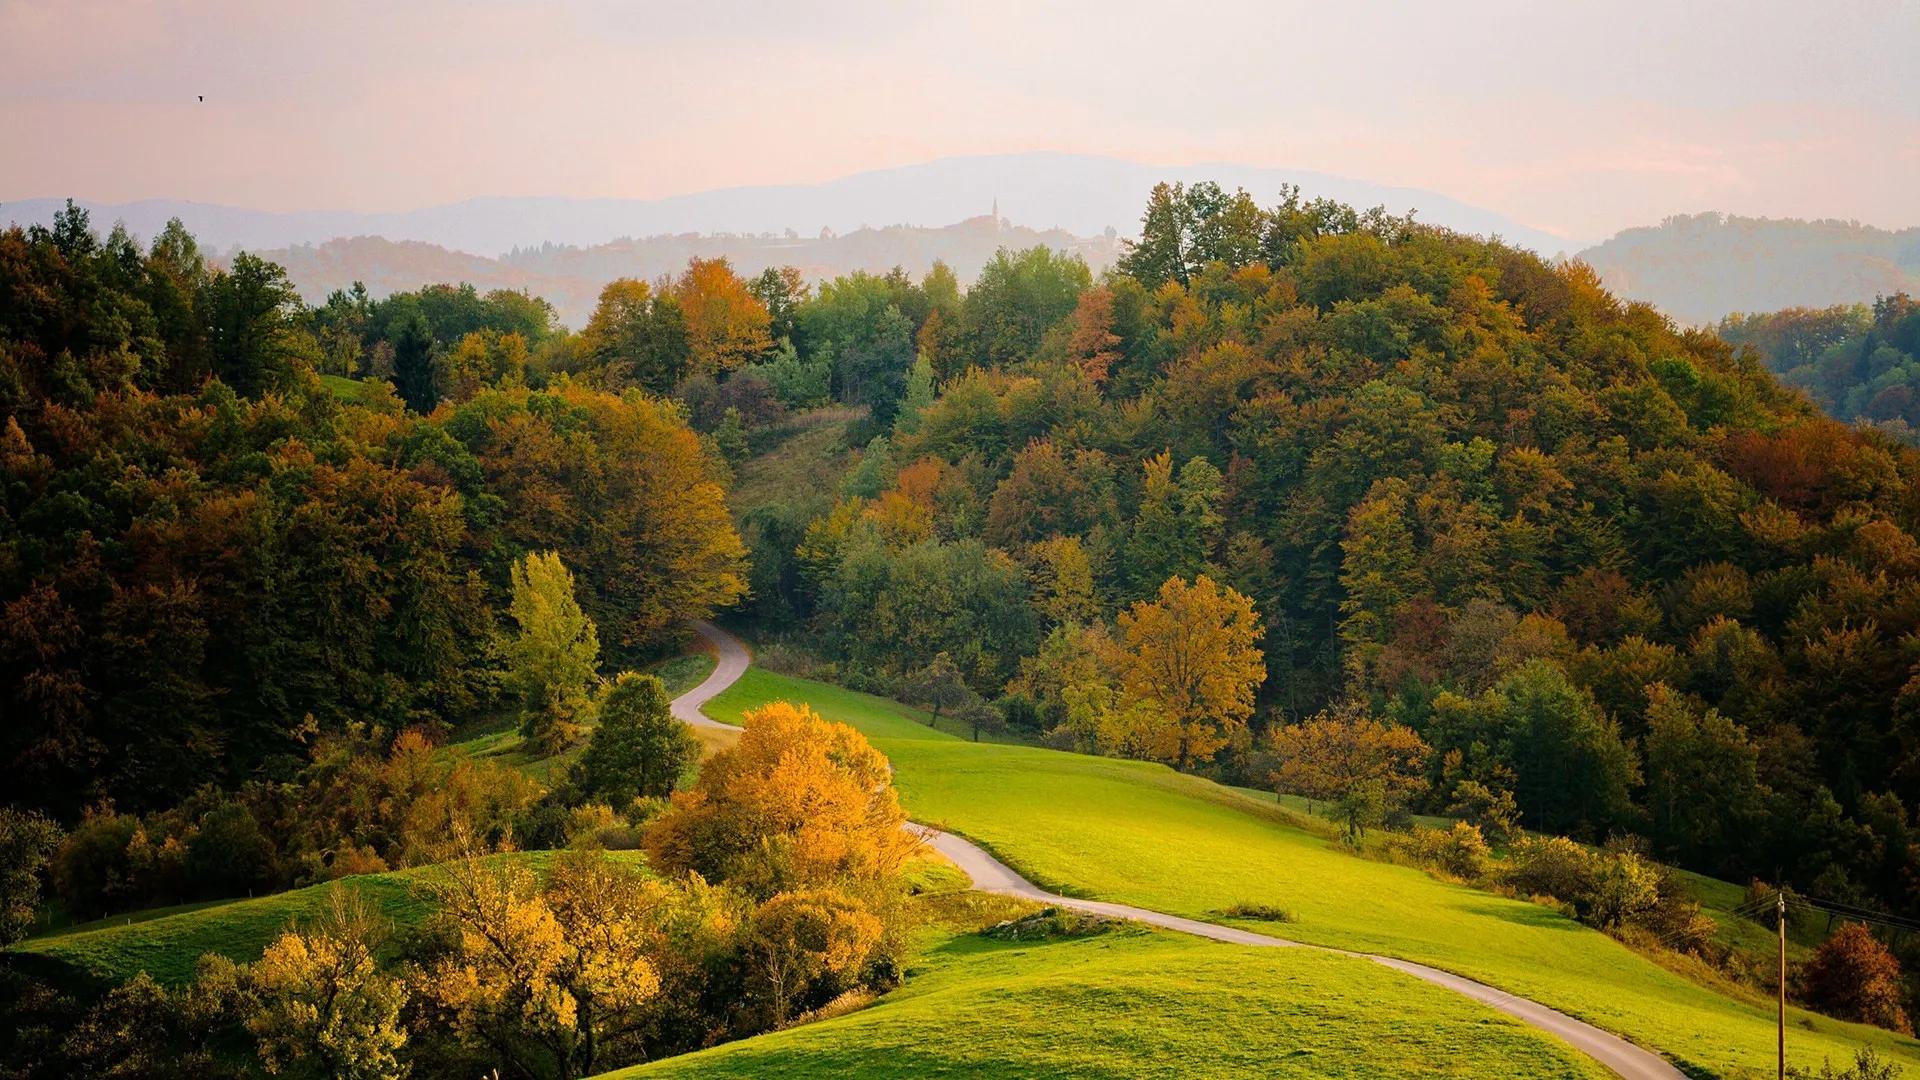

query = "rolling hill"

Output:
[[1577, 212, 1920, 325], [0, 153, 1576, 257]]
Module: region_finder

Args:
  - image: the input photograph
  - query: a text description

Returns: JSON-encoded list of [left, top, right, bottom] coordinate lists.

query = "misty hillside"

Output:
[[260, 214, 1122, 327], [1, 153, 1573, 257], [1577, 211, 1920, 325]]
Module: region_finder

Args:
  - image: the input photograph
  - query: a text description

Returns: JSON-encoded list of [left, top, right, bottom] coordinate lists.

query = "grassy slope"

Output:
[[703, 668, 1920, 1080], [727, 407, 861, 517], [319, 373, 371, 403], [17, 851, 641, 986], [612, 926, 1609, 1080]]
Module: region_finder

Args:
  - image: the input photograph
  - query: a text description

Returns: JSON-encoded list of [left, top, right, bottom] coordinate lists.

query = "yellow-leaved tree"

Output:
[[747, 888, 886, 1027], [1268, 704, 1431, 843], [1111, 574, 1265, 769], [644, 700, 915, 899], [246, 885, 409, 1080], [414, 850, 662, 1080]]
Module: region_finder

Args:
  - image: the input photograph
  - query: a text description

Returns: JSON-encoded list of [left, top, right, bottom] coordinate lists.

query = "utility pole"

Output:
[[1777, 891, 1787, 1080]]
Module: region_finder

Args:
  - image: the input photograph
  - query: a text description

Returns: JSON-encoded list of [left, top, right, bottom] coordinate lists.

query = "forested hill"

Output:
[[1718, 295, 1920, 443], [10, 178, 1920, 933], [0, 207, 747, 820], [1578, 211, 1920, 325], [734, 181, 1920, 922]]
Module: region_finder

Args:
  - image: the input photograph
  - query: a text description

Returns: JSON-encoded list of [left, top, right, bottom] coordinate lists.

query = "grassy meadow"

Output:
[[611, 926, 1612, 1080], [17, 850, 643, 987], [700, 667, 1920, 1079]]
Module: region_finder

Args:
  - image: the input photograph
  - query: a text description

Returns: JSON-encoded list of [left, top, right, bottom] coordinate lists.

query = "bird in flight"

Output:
[[197, 95, 204, 102]]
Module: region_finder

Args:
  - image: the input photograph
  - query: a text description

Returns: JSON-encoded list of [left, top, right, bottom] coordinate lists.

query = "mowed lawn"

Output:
[[704, 668, 1920, 1080], [611, 926, 1609, 1080]]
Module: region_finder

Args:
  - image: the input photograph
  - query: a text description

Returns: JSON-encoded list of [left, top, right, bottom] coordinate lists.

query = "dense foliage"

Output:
[[0, 205, 744, 821], [1720, 294, 1920, 441], [739, 181, 1920, 924]]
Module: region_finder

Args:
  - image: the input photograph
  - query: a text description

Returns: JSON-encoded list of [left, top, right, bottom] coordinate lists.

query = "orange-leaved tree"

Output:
[[671, 257, 773, 376], [1268, 704, 1430, 843]]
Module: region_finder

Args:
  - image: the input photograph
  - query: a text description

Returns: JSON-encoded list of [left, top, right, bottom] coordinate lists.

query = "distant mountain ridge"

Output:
[[0, 152, 1576, 257], [1576, 212, 1920, 326], [258, 215, 1122, 327]]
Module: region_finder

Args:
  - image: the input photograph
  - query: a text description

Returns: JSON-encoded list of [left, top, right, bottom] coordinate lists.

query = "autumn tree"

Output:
[[416, 851, 663, 1080], [246, 886, 408, 1080], [645, 701, 915, 898], [1111, 575, 1265, 769], [504, 551, 601, 752], [1026, 535, 1100, 627], [1065, 285, 1123, 384], [746, 887, 886, 1027], [445, 385, 748, 648], [1800, 923, 1913, 1034], [672, 257, 774, 376], [1269, 706, 1431, 842], [578, 278, 690, 392], [571, 672, 697, 803]]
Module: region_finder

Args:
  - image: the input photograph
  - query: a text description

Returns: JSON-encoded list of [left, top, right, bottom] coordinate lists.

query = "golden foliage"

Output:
[[645, 701, 914, 898], [1112, 574, 1265, 768], [672, 257, 773, 375], [415, 851, 662, 1079], [247, 886, 408, 1080]]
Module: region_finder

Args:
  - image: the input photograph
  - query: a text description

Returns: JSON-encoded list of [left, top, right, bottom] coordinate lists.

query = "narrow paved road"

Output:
[[670, 623, 1684, 1080], [673, 621, 751, 730]]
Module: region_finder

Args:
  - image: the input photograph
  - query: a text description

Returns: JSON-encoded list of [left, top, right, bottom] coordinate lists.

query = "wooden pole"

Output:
[[1777, 892, 1787, 1080]]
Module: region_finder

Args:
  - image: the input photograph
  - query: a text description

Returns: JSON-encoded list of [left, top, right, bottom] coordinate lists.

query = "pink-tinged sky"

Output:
[[2, 0, 1915, 243]]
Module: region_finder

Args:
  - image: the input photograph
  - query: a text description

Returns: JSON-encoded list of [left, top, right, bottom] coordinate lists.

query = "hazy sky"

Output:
[[3, 0, 1916, 242]]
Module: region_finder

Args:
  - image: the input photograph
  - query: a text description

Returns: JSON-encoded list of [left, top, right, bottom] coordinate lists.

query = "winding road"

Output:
[[672, 621, 1684, 1080]]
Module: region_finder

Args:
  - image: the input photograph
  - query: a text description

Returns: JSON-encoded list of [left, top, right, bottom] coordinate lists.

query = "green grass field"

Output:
[[701, 668, 1920, 1080], [16, 851, 641, 987], [609, 923, 1611, 1080]]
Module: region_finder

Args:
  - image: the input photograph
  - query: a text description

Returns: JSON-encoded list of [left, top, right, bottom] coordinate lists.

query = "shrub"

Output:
[[1505, 835, 1597, 906], [1788, 1047, 1904, 1080], [1398, 823, 1492, 881], [1444, 779, 1520, 844], [1214, 902, 1297, 923], [1800, 923, 1913, 1034]]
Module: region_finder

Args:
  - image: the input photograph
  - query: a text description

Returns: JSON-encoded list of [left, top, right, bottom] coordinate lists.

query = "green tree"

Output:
[[899, 651, 978, 726], [1642, 683, 1761, 869], [572, 672, 698, 802], [1118, 181, 1195, 288], [389, 310, 438, 412], [200, 252, 306, 396], [960, 246, 1090, 368], [505, 551, 601, 752]]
